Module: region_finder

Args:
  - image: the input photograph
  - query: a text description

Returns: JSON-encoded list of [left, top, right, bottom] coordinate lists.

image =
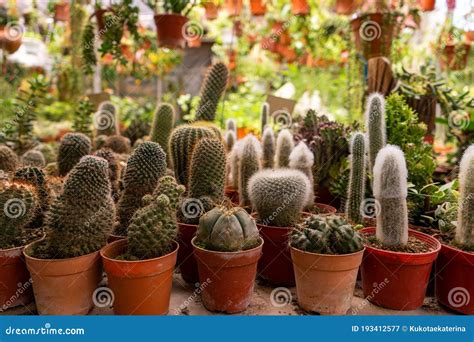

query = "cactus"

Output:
[[21, 149, 46, 168], [275, 129, 294, 168], [57, 133, 92, 177], [289, 141, 314, 206], [150, 103, 175, 153], [95, 101, 120, 136], [374, 145, 408, 246], [116, 142, 167, 236], [195, 62, 229, 121], [261, 102, 269, 133], [248, 169, 310, 227], [228, 139, 243, 188], [103, 135, 131, 154], [455, 145, 474, 248], [195, 206, 260, 252], [190, 121, 222, 139], [72, 97, 94, 137], [261, 126, 275, 169], [226, 119, 237, 134], [0, 146, 18, 173], [94, 148, 120, 200], [346, 133, 367, 224], [291, 214, 364, 254], [239, 135, 262, 207], [224, 130, 237, 153], [365, 93, 386, 172], [126, 176, 185, 260]]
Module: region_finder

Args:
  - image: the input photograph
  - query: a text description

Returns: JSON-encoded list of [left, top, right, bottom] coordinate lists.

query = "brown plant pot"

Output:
[[0, 26, 22, 54], [54, 3, 70, 22], [439, 44, 471, 71], [203, 2, 219, 20], [24, 241, 102, 315], [466, 31, 474, 43], [308, 202, 338, 215], [225, 0, 243, 16], [177, 222, 199, 283], [250, 0, 266, 16], [101, 239, 178, 315], [291, 246, 364, 314], [93, 8, 109, 32], [107, 233, 126, 244], [154, 14, 188, 49], [192, 237, 263, 313], [405, 94, 437, 135], [334, 0, 361, 15], [418, 0, 435, 11], [225, 186, 239, 204], [291, 0, 310, 15]]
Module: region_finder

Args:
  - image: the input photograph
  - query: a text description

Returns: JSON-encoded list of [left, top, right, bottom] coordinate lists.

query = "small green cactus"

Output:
[[365, 93, 386, 172], [95, 101, 120, 136], [94, 148, 120, 200], [289, 141, 314, 207], [150, 103, 175, 153], [229, 140, 243, 188], [0, 146, 18, 173], [275, 129, 294, 168], [21, 149, 46, 168], [57, 133, 92, 177], [195, 62, 229, 121], [239, 135, 262, 207], [72, 97, 94, 137], [103, 135, 131, 155], [346, 133, 367, 224], [261, 102, 269, 134], [262, 126, 275, 169], [455, 145, 474, 248]]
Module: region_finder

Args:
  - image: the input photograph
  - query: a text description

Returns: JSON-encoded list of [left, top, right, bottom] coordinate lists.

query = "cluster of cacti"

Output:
[[291, 215, 364, 254], [239, 135, 262, 207], [116, 142, 167, 236], [195, 206, 260, 252], [103, 135, 131, 154], [374, 145, 408, 246], [260, 102, 269, 133], [289, 142, 314, 207], [34, 156, 115, 259], [95, 101, 120, 136], [126, 176, 185, 260], [275, 129, 294, 168], [248, 169, 310, 227], [0, 145, 18, 173], [57, 133, 92, 177], [345, 133, 367, 224], [365, 93, 386, 172], [261, 126, 275, 169], [195, 62, 229, 122], [21, 149, 46, 168], [72, 97, 94, 137], [190, 121, 222, 139], [94, 148, 120, 200], [150, 103, 175, 153], [455, 145, 474, 248]]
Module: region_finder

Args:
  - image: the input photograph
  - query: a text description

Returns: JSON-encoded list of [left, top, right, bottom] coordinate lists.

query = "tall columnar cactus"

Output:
[[275, 129, 294, 168], [196, 206, 260, 252], [346, 133, 367, 224], [169, 125, 215, 186], [94, 148, 120, 200], [95, 101, 120, 136], [195, 62, 229, 121], [226, 119, 237, 134], [21, 149, 46, 168], [248, 169, 310, 227], [0, 146, 18, 173], [455, 145, 474, 248], [373, 145, 408, 246], [365, 93, 386, 172], [150, 103, 175, 152], [261, 102, 269, 133], [224, 130, 237, 153], [57, 132, 92, 177], [261, 126, 275, 169], [289, 141, 314, 206], [116, 142, 167, 235], [127, 176, 185, 260], [41, 156, 115, 258], [228, 139, 243, 188], [239, 135, 262, 207], [103, 135, 131, 155]]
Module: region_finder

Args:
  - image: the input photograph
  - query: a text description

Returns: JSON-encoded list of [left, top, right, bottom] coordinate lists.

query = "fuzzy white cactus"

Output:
[[224, 130, 237, 153], [365, 93, 386, 173], [289, 141, 314, 206], [228, 139, 243, 188], [262, 126, 275, 169], [275, 129, 295, 168], [226, 118, 237, 134], [455, 145, 474, 248], [239, 134, 262, 206]]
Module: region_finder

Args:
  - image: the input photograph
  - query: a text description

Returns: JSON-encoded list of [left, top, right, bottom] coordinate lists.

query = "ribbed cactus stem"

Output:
[[228, 140, 243, 188], [373, 145, 408, 246], [346, 133, 367, 224], [365, 93, 386, 173], [261, 126, 275, 169], [224, 130, 237, 153], [289, 141, 314, 206], [261, 102, 269, 133], [275, 129, 294, 168], [455, 145, 474, 248], [150, 103, 175, 153], [239, 135, 262, 207], [195, 62, 229, 121]]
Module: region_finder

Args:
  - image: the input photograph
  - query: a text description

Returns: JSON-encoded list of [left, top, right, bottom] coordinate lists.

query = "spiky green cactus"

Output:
[[291, 215, 364, 254], [21, 150, 46, 168], [57, 133, 92, 177], [226, 119, 237, 134], [239, 135, 262, 207], [150, 103, 175, 153], [195, 62, 229, 121], [95, 101, 119, 136], [229, 140, 243, 188], [0, 146, 18, 173], [248, 169, 310, 227], [275, 129, 294, 168], [366, 93, 386, 172], [94, 148, 120, 200], [262, 126, 275, 169], [103, 135, 131, 154], [346, 133, 367, 224], [224, 130, 236, 153], [374, 145, 408, 246], [455, 145, 474, 248], [116, 142, 167, 236], [261, 102, 269, 133], [195, 206, 260, 252], [94, 135, 108, 151], [289, 141, 314, 206], [72, 97, 94, 137]]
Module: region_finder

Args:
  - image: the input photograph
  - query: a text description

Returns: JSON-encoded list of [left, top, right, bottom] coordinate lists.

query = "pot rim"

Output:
[[290, 244, 366, 258], [23, 239, 101, 263], [154, 13, 188, 19], [191, 236, 264, 256], [177, 221, 198, 228], [439, 241, 474, 256], [100, 239, 179, 264]]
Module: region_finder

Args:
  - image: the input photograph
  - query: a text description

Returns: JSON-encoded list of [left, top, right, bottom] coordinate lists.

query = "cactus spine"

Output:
[[57, 133, 92, 177], [261, 102, 269, 133], [373, 145, 408, 246], [262, 126, 275, 169], [365, 93, 386, 172], [346, 133, 367, 224], [195, 62, 229, 121], [289, 141, 314, 206], [239, 135, 262, 207], [150, 103, 175, 153], [0, 146, 18, 173], [275, 129, 294, 168], [455, 145, 474, 248]]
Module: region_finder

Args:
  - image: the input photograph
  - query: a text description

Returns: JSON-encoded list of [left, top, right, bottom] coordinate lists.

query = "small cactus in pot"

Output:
[[275, 129, 294, 168], [150, 103, 175, 154], [261, 126, 275, 169], [455, 144, 474, 249], [0, 145, 19, 173], [289, 141, 314, 207], [57, 133, 92, 177], [345, 132, 367, 224], [365, 93, 386, 173], [238, 134, 262, 207], [195, 62, 229, 122]]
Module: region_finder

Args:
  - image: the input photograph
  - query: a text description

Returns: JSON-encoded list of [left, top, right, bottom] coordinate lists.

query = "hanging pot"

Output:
[[54, 3, 70, 22], [291, 0, 310, 15], [203, 2, 219, 20], [177, 222, 199, 283], [0, 25, 22, 54], [154, 14, 188, 49], [225, 0, 243, 16], [439, 44, 471, 71], [418, 0, 436, 11], [250, 0, 266, 16]]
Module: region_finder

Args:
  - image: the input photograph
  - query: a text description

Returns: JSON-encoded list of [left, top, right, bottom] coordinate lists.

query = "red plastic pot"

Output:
[[154, 14, 188, 49], [107, 233, 126, 244], [291, 0, 310, 15], [250, 0, 266, 16], [177, 222, 199, 283], [192, 237, 263, 313], [360, 228, 441, 310], [435, 243, 474, 314], [418, 0, 435, 11], [54, 3, 70, 22]]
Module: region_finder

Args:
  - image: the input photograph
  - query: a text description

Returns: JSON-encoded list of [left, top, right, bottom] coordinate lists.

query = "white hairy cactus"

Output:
[[224, 130, 237, 152], [226, 118, 237, 134], [238, 134, 262, 206], [455, 145, 474, 248], [275, 129, 294, 168], [289, 141, 314, 206]]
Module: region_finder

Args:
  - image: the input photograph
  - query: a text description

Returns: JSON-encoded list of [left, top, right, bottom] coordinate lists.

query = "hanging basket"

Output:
[[0, 25, 22, 54], [154, 14, 188, 49]]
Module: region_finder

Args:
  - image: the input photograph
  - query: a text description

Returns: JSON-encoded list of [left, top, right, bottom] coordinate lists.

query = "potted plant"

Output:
[[418, 0, 436, 11], [24, 156, 115, 315], [435, 145, 474, 314], [437, 25, 471, 71], [0, 6, 22, 54], [225, 0, 243, 16], [49, 0, 69, 22], [291, 0, 310, 15], [192, 205, 263, 313], [360, 145, 441, 310], [334, 0, 362, 15], [290, 215, 364, 314], [250, 0, 266, 16]]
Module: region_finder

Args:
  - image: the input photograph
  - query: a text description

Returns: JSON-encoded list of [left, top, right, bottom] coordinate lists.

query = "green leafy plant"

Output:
[[72, 97, 94, 137]]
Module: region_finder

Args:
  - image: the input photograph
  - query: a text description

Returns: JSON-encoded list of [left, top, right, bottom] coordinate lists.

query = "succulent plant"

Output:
[[374, 145, 408, 246], [455, 145, 474, 248], [57, 133, 92, 177], [150, 103, 175, 153], [72, 97, 94, 137], [262, 126, 275, 169], [103, 135, 131, 154], [226, 119, 237, 134], [0, 145, 18, 173], [291, 214, 364, 254], [94, 148, 120, 200], [228, 139, 243, 188], [95, 101, 120, 136], [195, 206, 260, 252], [224, 130, 237, 153], [275, 129, 294, 168], [21, 149, 46, 168], [365, 93, 386, 173], [261, 102, 269, 133], [346, 133, 367, 224], [248, 169, 310, 227], [239, 135, 262, 207], [289, 141, 314, 207], [195, 62, 229, 121]]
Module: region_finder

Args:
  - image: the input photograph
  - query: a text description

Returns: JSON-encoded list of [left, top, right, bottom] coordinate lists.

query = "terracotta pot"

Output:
[[334, 0, 361, 15], [187, 37, 202, 48], [203, 2, 219, 20], [154, 14, 188, 49], [360, 228, 441, 310], [225, 0, 243, 16], [0, 246, 34, 311], [291, 246, 364, 314], [311, 202, 337, 215], [101, 239, 178, 315], [24, 241, 102, 315], [418, 0, 435, 11], [54, 3, 70, 22], [405, 94, 437, 135], [177, 222, 199, 283], [439, 44, 471, 71], [250, 0, 266, 16], [225, 186, 239, 204], [0, 26, 22, 54], [192, 237, 263, 313], [107, 233, 126, 244], [466, 31, 474, 43], [291, 0, 310, 15]]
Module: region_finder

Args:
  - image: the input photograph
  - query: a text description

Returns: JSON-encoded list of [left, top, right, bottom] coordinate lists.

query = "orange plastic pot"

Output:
[[291, 246, 364, 314], [54, 3, 70, 22], [177, 222, 199, 283], [154, 14, 188, 49], [192, 237, 263, 313], [0, 26, 22, 54], [107, 233, 126, 244], [250, 0, 266, 16], [0, 246, 34, 311], [225, 0, 243, 16], [291, 0, 310, 15], [203, 2, 219, 20], [418, 0, 435, 11], [334, 0, 361, 15], [24, 241, 102, 315], [101, 239, 178, 315], [225, 186, 239, 204]]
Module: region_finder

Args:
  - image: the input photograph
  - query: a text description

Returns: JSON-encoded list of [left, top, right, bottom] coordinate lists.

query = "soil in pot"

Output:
[[192, 237, 263, 313], [101, 239, 178, 315], [154, 14, 188, 49], [177, 222, 199, 283]]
